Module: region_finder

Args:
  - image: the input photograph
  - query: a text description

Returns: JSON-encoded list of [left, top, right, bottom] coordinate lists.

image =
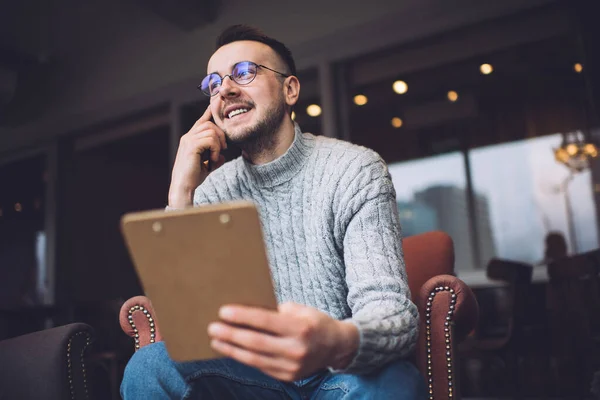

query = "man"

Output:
[[121, 25, 425, 399]]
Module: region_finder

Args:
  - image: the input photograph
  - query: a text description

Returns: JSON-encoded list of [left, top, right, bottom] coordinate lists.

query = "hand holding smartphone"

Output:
[[168, 105, 227, 208]]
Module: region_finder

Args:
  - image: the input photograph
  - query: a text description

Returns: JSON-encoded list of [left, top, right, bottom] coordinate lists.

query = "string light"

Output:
[[574, 63, 583, 73], [447, 91, 459, 102], [353, 94, 368, 106], [391, 117, 403, 128], [480, 63, 493, 75], [392, 80, 408, 94], [306, 104, 322, 117]]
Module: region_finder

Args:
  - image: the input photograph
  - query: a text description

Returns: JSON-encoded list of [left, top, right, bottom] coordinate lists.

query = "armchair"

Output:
[[0, 323, 95, 400], [119, 230, 478, 399]]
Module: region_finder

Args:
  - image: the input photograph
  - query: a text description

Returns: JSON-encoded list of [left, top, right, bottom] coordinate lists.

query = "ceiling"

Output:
[[0, 0, 220, 61], [0, 0, 219, 118]]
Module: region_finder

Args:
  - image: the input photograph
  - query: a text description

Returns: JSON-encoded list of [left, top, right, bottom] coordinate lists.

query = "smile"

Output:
[[227, 108, 249, 119]]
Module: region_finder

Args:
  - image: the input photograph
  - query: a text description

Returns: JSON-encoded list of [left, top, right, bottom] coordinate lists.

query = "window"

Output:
[[389, 152, 479, 270], [469, 133, 599, 265], [337, 10, 598, 270]]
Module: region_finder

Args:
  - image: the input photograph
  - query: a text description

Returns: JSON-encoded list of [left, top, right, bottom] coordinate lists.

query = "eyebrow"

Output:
[[207, 61, 246, 77]]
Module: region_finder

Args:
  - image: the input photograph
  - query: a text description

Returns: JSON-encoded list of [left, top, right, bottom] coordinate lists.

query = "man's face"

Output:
[[207, 41, 288, 145]]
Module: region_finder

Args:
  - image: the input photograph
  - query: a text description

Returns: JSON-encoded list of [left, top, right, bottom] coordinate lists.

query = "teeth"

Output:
[[228, 108, 248, 119]]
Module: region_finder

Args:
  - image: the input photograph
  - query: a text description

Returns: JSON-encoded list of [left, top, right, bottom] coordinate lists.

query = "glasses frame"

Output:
[[198, 61, 291, 97]]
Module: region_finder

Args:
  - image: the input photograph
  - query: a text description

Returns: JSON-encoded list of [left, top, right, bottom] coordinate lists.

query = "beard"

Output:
[[222, 96, 287, 158]]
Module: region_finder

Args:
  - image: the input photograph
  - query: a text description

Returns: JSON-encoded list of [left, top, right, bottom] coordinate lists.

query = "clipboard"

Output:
[[120, 200, 277, 361]]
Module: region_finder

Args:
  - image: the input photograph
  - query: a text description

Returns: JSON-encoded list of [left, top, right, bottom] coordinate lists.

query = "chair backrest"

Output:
[[546, 251, 600, 392], [484, 258, 532, 341], [547, 251, 600, 339], [403, 231, 455, 303], [547, 250, 598, 281]]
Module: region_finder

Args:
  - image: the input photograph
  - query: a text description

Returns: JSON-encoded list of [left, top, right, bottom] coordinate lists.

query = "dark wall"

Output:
[[62, 126, 171, 303]]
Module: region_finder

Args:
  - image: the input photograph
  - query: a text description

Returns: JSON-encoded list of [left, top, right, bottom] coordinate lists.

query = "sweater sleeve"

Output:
[[335, 154, 419, 375], [164, 185, 210, 210]]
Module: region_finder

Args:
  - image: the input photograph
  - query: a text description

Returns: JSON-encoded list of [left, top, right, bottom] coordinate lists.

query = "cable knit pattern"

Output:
[[193, 124, 419, 374]]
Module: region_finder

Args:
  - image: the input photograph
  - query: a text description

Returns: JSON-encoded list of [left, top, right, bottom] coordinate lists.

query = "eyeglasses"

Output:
[[198, 61, 290, 97]]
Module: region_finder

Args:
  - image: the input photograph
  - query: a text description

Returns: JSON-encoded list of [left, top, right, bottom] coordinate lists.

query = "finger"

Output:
[[191, 135, 220, 162], [210, 339, 297, 375], [189, 122, 227, 151], [210, 145, 221, 163], [219, 305, 290, 336], [208, 122, 227, 150], [278, 302, 306, 314], [208, 322, 291, 356]]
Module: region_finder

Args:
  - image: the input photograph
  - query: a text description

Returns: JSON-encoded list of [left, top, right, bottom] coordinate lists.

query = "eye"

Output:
[[233, 62, 256, 81], [234, 68, 252, 79], [209, 75, 221, 90]]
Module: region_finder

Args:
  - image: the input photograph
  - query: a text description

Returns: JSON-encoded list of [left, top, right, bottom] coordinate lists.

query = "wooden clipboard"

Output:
[[120, 200, 277, 361]]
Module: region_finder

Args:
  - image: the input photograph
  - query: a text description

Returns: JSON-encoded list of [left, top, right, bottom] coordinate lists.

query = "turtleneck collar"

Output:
[[242, 123, 315, 188]]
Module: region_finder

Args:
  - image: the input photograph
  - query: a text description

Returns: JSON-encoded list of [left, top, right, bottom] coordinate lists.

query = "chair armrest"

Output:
[[0, 323, 94, 400], [416, 274, 479, 400], [119, 296, 163, 351]]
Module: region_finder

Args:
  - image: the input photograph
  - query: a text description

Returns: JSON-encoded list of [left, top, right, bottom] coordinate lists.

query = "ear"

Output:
[[283, 76, 300, 108]]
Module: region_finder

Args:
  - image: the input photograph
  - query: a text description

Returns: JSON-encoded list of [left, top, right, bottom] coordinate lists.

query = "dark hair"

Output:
[[215, 25, 297, 77]]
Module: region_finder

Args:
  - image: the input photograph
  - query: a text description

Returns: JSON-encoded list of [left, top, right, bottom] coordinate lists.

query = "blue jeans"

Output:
[[120, 342, 427, 399]]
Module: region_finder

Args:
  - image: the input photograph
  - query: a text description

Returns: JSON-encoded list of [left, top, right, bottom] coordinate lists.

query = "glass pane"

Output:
[[389, 152, 479, 271], [0, 155, 47, 309], [339, 9, 591, 272], [469, 133, 598, 265]]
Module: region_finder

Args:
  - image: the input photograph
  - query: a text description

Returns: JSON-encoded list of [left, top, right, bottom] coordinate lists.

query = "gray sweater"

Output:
[[193, 124, 419, 374]]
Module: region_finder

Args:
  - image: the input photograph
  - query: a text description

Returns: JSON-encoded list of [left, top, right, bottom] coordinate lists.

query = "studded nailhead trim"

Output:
[[67, 331, 91, 400], [128, 305, 156, 350], [425, 286, 457, 400]]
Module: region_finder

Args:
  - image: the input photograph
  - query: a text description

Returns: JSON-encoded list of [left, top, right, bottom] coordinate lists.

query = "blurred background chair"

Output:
[[458, 258, 543, 399], [0, 323, 95, 400], [119, 230, 479, 400], [546, 249, 600, 397]]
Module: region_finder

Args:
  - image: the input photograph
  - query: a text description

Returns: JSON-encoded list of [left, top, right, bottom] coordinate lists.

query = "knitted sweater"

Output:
[[193, 124, 419, 374]]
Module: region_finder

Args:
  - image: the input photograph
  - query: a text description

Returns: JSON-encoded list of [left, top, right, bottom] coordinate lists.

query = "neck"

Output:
[[240, 122, 315, 188], [241, 118, 296, 165]]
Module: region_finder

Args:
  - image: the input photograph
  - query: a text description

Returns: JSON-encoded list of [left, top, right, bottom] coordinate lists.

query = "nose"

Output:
[[218, 75, 241, 98]]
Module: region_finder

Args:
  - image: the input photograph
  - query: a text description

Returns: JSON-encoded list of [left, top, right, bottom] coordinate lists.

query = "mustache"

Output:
[[221, 100, 255, 119]]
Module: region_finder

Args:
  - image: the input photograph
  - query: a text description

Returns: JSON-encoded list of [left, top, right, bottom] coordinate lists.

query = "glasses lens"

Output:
[[201, 73, 221, 96], [232, 62, 257, 85]]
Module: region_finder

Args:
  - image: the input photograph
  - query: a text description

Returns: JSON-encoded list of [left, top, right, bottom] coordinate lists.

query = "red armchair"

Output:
[[120, 231, 478, 399]]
